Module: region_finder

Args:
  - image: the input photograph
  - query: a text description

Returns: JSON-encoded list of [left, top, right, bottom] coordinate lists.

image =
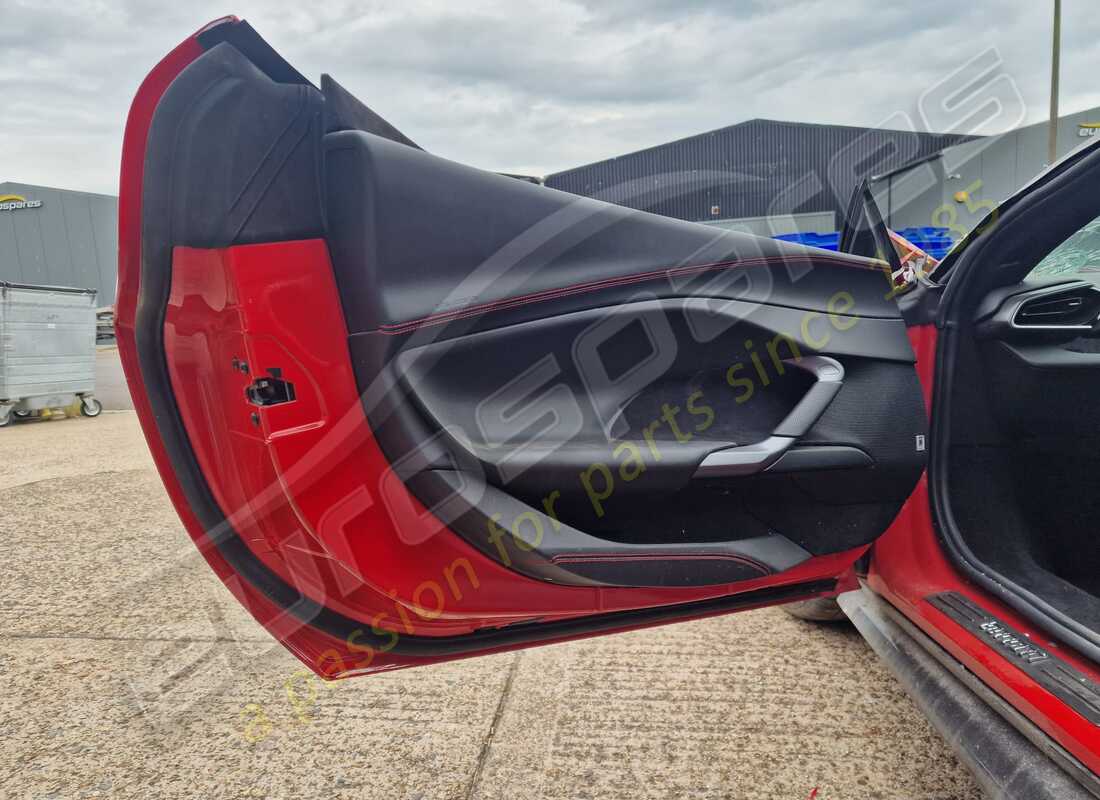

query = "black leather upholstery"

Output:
[[323, 130, 899, 344]]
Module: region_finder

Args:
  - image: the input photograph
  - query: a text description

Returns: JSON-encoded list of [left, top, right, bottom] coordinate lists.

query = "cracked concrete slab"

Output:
[[2, 462, 260, 642], [0, 411, 982, 799], [468, 612, 981, 800], [1, 636, 514, 800]]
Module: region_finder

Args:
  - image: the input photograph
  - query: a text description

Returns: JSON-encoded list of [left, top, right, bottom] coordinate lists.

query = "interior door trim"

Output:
[[375, 254, 894, 335], [693, 356, 845, 477]]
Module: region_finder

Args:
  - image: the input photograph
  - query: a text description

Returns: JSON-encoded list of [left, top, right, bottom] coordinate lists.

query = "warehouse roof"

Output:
[[0, 181, 116, 200], [544, 118, 979, 225]]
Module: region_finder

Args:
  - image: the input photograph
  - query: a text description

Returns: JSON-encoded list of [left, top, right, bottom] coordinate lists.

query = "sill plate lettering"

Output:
[[928, 592, 1100, 726]]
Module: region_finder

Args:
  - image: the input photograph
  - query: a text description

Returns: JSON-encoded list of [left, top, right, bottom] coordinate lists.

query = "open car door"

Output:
[[118, 18, 930, 678]]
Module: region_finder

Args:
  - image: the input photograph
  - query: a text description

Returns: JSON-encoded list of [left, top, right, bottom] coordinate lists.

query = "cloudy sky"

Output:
[[3, 0, 1099, 195]]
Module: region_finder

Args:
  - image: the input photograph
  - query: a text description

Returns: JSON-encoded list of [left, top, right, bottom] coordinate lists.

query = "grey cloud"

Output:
[[1, 0, 1097, 194], [574, 0, 781, 26]]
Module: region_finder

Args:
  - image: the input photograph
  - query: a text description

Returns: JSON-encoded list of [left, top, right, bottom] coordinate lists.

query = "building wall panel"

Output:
[[0, 183, 118, 306], [545, 120, 976, 230]]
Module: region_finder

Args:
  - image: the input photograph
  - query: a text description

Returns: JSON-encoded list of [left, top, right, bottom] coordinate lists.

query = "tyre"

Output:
[[13, 410, 31, 418], [80, 398, 103, 418], [783, 597, 847, 623]]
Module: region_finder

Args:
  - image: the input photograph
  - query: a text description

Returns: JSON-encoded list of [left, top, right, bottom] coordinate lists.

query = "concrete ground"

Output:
[[95, 345, 133, 411], [0, 409, 983, 800]]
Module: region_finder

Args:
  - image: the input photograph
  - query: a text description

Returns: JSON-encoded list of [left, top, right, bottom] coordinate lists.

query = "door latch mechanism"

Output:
[[245, 368, 296, 407]]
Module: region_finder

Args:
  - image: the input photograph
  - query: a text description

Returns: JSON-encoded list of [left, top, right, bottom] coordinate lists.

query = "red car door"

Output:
[[118, 18, 929, 678]]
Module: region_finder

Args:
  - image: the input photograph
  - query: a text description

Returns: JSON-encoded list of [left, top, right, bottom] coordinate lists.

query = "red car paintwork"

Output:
[[870, 324, 1100, 776], [158, 239, 862, 674], [116, 18, 347, 674]]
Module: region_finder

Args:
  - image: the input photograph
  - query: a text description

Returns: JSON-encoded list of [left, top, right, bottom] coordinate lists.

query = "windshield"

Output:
[[1029, 215, 1100, 286]]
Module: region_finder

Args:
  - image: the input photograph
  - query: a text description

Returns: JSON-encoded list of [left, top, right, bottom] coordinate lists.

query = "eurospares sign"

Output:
[[0, 194, 43, 212]]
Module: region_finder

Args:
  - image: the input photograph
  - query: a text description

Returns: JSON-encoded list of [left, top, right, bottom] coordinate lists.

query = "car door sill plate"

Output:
[[928, 592, 1100, 726]]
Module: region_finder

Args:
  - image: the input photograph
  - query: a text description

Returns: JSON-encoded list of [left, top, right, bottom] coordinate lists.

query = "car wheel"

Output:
[[13, 410, 31, 418], [783, 597, 847, 623]]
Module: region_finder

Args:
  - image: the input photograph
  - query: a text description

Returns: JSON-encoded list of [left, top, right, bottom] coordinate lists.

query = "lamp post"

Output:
[[1048, 0, 1061, 165]]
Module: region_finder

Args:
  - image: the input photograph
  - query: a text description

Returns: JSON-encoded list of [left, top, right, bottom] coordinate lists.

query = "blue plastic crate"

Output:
[[774, 227, 953, 258]]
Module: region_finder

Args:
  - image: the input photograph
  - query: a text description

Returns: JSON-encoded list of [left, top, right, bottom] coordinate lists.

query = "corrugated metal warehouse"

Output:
[[544, 119, 977, 235], [0, 182, 118, 305], [873, 104, 1100, 236]]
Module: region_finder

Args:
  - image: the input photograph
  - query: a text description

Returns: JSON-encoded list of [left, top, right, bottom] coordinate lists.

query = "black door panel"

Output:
[[323, 129, 901, 340], [409, 470, 813, 587], [143, 39, 928, 592], [323, 132, 929, 588], [378, 299, 917, 496]]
